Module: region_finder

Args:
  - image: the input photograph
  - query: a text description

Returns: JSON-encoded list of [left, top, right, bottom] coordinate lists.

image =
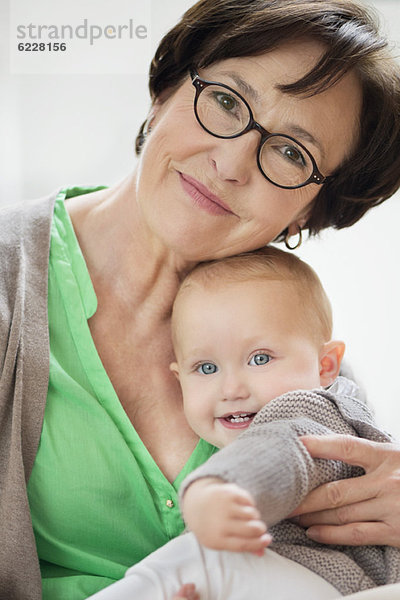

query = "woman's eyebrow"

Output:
[[286, 124, 326, 160], [219, 70, 262, 105]]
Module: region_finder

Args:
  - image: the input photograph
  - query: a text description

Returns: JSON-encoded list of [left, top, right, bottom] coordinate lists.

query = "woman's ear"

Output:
[[287, 204, 311, 237], [144, 109, 157, 135], [144, 98, 164, 133], [169, 362, 180, 381], [287, 222, 300, 238], [319, 340, 345, 386]]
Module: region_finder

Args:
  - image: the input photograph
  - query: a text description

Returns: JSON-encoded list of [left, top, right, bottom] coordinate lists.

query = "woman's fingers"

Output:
[[300, 435, 388, 471], [296, 497, 385, 528], [291, 435, 399, 517], [290, 474, 377, 516], [288, 435, 400, 547], [305, 521, 396, 547]]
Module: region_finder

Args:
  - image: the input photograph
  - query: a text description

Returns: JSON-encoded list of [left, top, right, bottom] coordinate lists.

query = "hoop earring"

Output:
[[285, 227, 302, 250]]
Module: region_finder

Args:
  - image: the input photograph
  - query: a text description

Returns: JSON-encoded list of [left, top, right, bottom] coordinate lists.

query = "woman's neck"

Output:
[[66, 172, 192, 322]]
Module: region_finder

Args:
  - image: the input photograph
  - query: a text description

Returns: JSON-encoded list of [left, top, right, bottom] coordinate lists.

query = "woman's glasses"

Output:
[[190, 69, 332, 190]]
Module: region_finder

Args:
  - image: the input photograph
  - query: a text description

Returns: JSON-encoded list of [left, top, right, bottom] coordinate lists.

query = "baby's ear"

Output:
[[319, 340, 345, 387], [169, 362, 180, 381]]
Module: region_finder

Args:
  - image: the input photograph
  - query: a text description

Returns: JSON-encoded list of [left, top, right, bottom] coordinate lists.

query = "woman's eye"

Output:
[[197, 362, 218, 375], [281, 145, 306, 166], [214, 92, 238, 112], [249, 353, 271, 366]]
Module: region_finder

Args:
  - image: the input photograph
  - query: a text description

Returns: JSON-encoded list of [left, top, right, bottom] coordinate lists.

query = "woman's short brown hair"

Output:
[[136, 0, 400, 238]]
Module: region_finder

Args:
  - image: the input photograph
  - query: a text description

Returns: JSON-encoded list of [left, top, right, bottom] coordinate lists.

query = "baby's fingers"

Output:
[[222, 532, 272, 554], [222, 519, 271, 554], [232, 503, 262, 521], [231, 518, 268, 538], [224, 483, 258, 507]]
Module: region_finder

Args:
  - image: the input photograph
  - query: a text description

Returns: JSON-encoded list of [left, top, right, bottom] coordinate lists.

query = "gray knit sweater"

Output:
[[180, 377, 400, 596], [0, 192, 56, 600]]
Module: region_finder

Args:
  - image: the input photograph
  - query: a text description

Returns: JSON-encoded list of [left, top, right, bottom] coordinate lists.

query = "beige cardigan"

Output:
[[0, 192, 56, 600]]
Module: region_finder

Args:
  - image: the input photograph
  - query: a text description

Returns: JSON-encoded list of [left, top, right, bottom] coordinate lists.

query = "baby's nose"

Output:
[[221, 373, 251, 402]]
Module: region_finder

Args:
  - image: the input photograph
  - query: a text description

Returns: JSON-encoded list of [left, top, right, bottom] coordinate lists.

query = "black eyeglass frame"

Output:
[[190, 68, 333, 190]]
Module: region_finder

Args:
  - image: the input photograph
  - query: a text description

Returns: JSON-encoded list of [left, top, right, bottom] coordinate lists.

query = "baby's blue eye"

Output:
[[249, 353, 271, 366], [197, 362, 218, 375]]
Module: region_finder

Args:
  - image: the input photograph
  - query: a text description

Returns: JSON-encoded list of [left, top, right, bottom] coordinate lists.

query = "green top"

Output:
[[27, 187, 217, 600]]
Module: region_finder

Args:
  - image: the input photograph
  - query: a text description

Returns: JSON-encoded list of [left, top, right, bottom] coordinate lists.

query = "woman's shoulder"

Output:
[[0, 190, 60, 310], [0, 188, 58, 247]]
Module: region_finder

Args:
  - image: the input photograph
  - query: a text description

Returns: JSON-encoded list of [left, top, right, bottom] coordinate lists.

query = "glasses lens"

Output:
[[259, 135, 313, 187], [196, 84, 250, 137]]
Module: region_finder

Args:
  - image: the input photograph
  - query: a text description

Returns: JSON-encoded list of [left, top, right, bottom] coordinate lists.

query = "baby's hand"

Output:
[[181, 477, 271, 554]]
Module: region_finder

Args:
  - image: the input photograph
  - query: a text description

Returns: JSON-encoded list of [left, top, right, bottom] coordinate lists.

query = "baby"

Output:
[[89, 247, 399, 600]]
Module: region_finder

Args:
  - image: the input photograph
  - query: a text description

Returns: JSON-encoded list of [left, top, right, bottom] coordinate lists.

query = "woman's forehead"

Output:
[[206, 39, 327, 93]]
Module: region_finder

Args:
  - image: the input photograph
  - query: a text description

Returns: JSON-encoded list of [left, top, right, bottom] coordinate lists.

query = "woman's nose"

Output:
[[208, 131, 260, 185]]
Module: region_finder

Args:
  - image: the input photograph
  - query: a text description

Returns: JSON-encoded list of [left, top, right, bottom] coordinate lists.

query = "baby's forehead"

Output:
[[173, 271, 325, 330], [179, 273, 295, 297], [174, 276, 299, 316], [172, 252, 332, 346]]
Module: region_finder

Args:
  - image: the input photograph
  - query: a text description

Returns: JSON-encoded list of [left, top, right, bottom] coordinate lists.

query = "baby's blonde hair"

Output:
[[173, 246, 333, 346]]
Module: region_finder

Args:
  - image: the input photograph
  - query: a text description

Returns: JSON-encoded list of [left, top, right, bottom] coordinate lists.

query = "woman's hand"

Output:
[[182, 477, 271, 554], [290, 435, 400, 547]]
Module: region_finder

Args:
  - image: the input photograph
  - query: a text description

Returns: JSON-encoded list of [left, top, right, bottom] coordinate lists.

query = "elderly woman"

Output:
[[1, 1, 400, 599]]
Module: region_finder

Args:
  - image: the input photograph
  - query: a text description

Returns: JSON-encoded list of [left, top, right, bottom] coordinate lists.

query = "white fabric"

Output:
[[87, 532, 341, 599], [344, 583, 400, 599]]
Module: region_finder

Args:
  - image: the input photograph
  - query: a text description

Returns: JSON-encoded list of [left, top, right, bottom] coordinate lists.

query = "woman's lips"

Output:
[[179, 172, 235, 216]]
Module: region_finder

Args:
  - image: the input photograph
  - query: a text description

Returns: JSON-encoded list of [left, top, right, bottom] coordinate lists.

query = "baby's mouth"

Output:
[[219, 412, 257, 429], [224, 412, 255, 423]]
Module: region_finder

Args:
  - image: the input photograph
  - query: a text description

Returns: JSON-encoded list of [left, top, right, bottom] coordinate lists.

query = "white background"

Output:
[[1, 0, 399, 437]]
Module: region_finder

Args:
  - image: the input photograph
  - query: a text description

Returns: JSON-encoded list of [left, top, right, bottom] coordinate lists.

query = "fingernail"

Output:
[[306, 527, 320, 541], [261, 533, 272, 545]]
